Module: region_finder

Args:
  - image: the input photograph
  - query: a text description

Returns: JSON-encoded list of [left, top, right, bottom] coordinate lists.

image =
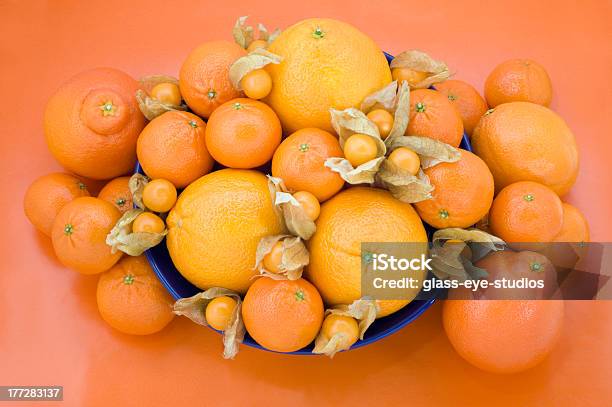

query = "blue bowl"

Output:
[[138, 52, 471, 355]]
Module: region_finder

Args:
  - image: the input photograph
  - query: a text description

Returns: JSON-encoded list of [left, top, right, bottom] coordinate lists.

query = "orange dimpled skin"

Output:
[[205, 98, 281, 169], [51, 197, 122, 274], [44, 67, 145, 180], [415, 149, 494, 229], [137, 111, 213, 189], [554, 203, 590, 242], [24, 173, 90, 236], [96, 255, 175, 335], [179, 40, 246, 118], [242, 277, 324, 353], [406, 89, 464, 147], [484, 59, 553, 107], [98, 176, 132, 214], [489, 181, 563, 243], [435, 80, 488, 135], [271, 128, 344, 202]]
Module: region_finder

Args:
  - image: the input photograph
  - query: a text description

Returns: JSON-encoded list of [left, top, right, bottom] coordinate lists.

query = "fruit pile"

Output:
[[24, 17, 588, 368]]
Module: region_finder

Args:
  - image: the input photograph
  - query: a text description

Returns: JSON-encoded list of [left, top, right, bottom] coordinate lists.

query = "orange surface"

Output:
[[1, 1, 611, 405]]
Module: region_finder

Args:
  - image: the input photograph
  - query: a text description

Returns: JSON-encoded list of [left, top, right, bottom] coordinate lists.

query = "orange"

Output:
[[366, 109, 394, 139], [343, 134, 378, 167], [242, 277, 324, 352], [472, 102, 579, 196], [51, 197, 122, 274], [554, 203, 590, 242], [44, 67, 145, 180], [435, 80, 488, 135], [306, 187, 428, 317], [205, 98, 281, 169], [241, 69, 272, 100], [166, 169, 283, 294], [387, 147, 420, 175], [406, 89, 464, 147], [489, 181, 563, 243], [319, 314, 359, 350], [142, 179, 177, 213], [150, 82, 181, 106], [24, 173, 90, 236], [484, 59, 553, 107], [293, 191, 320, 221], [443, 300, 564, 373], [271, 128, 344, 202], [98, 176, 132, 214], [96, 255, 175, 335], [179, 40, 246, 118], [262, 241, 284, 274], [132, 212, 165, 234], [265, 18, 392, 133], [414, 149, 494, 228], [137, 111, 213, 189], [205, 296, 237, 331]]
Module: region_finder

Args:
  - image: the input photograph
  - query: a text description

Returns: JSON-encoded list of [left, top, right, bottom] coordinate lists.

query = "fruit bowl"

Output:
[[139, 52, 472, 354]]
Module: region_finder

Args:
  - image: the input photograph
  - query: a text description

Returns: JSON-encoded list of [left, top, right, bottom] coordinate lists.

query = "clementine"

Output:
[[435, 80, 488, 135], [98, 176, 132, 214], [484, 59, 553, 107], [406, 89, 464, 147]]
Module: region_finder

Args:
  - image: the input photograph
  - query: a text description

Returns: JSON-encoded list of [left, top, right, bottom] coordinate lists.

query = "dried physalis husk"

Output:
[[232, 16, 255, 49], [229, 48, 283, 90], [313, 298, 379, 358], [173, 288, 245, 359], [105, 209, 167, 256], [267, 176, 316, 240], [135, 75, 187, 120], [324, 108, 387, 185], [254, 235, 309, 280], [361, 81, 411, 142], [389, 50, 450, 89], [257, 22, 281, 44], [375, 159, 433, 203], [128, 173, 149, 210]]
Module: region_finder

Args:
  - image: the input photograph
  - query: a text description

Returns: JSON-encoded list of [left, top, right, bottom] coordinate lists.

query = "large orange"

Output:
[[44, 67, 145, 180], [443, 300, 564, 373], [406, 89, 464, 147], [435, 80, 488, 135], [271, 128, 344, 202], [24, 173, 90, 236], [98, 176, 132, 214], [205, 98, 281, 169], [306, 187, 428, 317], [97, 255, 175, 335], [484, 59, 553, 107], [242, 277, 324, 353], [265, 18, 392, 133], [554, 203, 590, 242], [137, 111, 213, 189], [179, 40, 246, 118], [166, 169, 283, 294], [414, 149, 494, 229], [51, 197, 122, 274], [472, 102, 579, 196]]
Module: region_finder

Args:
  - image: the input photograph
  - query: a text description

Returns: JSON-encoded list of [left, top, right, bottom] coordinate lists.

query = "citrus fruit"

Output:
[[472, 102, 579, 196], [443, 300, 564, 373], [179, 40, 246, 118], [44, 68, 145, 180], [387, 147, 420, 175], [406, 89, 464, 147], [414, 149, 494, 228], [343, 134, 378, 167], [242, 277, 324, 352], [306, 187, 428, 317], [166, 169, 283, 293], [241, 69, 272, 100], [554, 203, 590, 242], [271, 128, 344, 202], [319, 314, 359, 350], [205, 296, 237, 331], [51, 197, 122, 274], [366, 109, 394, 139], [262, 241, 284, 274], [293, 191, 320, 221], [97, 255, 175, 335], [24, 173, 90, 236], [137, 111, 213, 189], [435, 80, 488, 135], [484, 59, 553, 107], [489, 181, 563, 243], [265, 18, 392, 133], [98, 176, 132, 214], [132, 212, 165, 234], [205, 98, 281, 169], [142, 179, 177, 213], [150, 82, 181, 105]]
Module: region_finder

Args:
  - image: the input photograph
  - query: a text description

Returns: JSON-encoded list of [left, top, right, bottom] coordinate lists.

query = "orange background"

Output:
[[1, 0, 611, 405]]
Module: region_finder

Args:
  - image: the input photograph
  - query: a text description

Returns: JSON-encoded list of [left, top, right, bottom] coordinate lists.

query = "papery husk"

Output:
[[385, 135, 461, 169], [173, 288, 245, 359], [267, 176, 316, 240], [324, 156, 385, 185], [389, 50, 451, 89], [136, 75, 187, 120], [232, 16, 254, 49], [105, 209, 167, 256], [128, 173, 149, 210], [229, 48, 283, 90], [254, 234, 309, 280], [362, 81, 411, 142], [257, 22, 281, 44], [375, 159, 433, 203], [313, 298, 379, 358]]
